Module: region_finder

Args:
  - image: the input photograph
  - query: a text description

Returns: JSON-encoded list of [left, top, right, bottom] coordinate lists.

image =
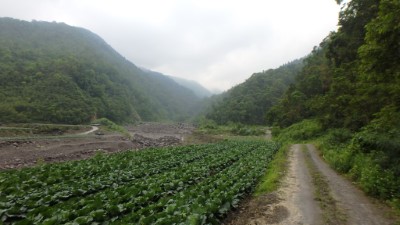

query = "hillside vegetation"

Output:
[[205, 60, 303, 125], [0, 18, 201, 124], [270, 0, 400, 208], [207, 0, 400, 208]]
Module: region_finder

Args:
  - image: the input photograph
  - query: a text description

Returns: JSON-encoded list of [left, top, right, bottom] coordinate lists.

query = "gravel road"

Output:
[[225, 144, 398, 224]]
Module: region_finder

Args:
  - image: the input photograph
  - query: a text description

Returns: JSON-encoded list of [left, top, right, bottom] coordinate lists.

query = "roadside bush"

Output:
[[271, 126, 281, 137], [354, 106, 400, 158], [322, 145, 354, 174], [349, 152, 399, 200], [31, 124, 69, 135], [198, 118, 218, 130], [230, 124, 265, 136], [324, 128, 353, 145], [352, 106, 400, 197], [316, 128, 355, 173], [276, 112, 400, 210], [276, 119, 322, 142], [319, 133, 400, 201]]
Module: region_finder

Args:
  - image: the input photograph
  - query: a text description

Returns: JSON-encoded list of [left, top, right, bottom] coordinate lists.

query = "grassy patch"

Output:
[[0, 123, 91, 139], [219, 135, 267, 142], [182, 131, 224, 145], [187, 124, 269, 145], [92, 118, 129, 136], [196, 121, 267, 137], [254, 144, 289, 195], [186, 132, 267, 144], [274, 119, 322, 143]]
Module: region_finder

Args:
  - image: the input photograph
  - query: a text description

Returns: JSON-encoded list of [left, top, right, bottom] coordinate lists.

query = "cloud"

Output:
[[0, 0, 340, 91]]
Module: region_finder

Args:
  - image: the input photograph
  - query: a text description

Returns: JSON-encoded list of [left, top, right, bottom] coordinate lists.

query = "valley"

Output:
[[0, 0, 399, 223]]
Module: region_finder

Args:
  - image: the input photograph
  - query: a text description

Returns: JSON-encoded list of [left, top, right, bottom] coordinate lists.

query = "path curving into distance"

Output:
[[78, 126, 99, 135]]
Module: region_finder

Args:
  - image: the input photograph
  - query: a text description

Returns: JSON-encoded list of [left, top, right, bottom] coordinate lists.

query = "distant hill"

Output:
[[0, 17, 200, 124], [205, 60, 303, 124], [168, 76, 213, 98]]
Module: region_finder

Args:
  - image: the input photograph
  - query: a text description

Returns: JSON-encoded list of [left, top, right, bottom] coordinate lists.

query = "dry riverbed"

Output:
[[0, 123, 193, 169]]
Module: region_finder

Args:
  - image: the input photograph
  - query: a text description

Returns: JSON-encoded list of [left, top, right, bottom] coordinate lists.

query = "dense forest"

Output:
[[206, 0, 400, 206], [268, 0, 399, 131], [0, 18, 202, 124], [270, 0, 400, 204], [205, 60, 303, 125]]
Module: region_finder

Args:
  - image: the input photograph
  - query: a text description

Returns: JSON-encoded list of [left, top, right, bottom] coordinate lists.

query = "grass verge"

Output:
[[254, 144, 289, 195]]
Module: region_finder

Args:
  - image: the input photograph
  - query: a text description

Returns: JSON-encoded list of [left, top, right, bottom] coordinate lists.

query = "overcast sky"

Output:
[[1, 0, 340, 92]]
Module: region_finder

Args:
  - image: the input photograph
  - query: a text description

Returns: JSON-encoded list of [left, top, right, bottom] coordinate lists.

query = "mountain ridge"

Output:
[[0, 17, 200, 124]]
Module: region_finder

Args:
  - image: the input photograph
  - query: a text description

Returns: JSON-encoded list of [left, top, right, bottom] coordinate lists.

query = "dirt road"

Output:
[[78, 126, 99, 135], [225, 144, 398, 225]]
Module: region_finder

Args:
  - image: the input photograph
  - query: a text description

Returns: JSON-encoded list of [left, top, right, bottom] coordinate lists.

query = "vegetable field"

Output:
[[0, 141, 279, 224]]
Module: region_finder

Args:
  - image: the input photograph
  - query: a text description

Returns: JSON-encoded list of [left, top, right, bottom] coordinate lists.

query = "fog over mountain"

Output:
[[0, 0, 340, 91]]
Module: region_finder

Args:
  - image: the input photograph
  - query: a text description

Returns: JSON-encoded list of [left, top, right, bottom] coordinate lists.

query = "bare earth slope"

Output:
[[226, 144, 398, 225]]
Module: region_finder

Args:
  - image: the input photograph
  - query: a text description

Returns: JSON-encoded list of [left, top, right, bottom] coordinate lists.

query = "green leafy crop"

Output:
[[0, 141, 279, 224]]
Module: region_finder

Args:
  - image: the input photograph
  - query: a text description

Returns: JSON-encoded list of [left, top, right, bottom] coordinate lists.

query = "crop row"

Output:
[[0, 144, 229, 222], [0, 140, 279, 224], [114, 143, 277, 224]]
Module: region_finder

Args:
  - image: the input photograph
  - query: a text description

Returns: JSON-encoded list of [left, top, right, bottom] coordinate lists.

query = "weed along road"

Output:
[[226, 144, 397, 225]]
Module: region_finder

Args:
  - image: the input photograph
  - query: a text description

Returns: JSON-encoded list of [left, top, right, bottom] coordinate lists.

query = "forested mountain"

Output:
[[207, 0, 399, 134], [168, 76, 213, 98], [205, 60, 303, 124], [269, 0, 399, 204], [268, 0, 399, 131], [204, 0, 400, 204], [0, 18, 200, 124]]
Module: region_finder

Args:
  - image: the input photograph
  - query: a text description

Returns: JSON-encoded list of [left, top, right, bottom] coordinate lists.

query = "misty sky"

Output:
[[1, 0, 340, 92]]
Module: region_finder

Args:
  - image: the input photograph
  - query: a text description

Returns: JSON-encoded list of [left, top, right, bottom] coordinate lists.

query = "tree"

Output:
[[357, 0, 400, 118]]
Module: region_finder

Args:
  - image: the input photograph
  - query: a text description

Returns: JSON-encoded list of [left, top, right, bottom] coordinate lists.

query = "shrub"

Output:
[[324, 128, 353, 145], [230, 124, 265, 136], [92, 118, 126, 134], [276, 119, 322, 142]]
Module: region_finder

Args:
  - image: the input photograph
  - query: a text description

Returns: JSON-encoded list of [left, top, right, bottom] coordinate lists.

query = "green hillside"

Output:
[[268, 0, 400, 204], [205, 0, 400, 207], [269, 0, 399, 131], [205, 60, 303, 125], [0, 18, 200, 124]]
